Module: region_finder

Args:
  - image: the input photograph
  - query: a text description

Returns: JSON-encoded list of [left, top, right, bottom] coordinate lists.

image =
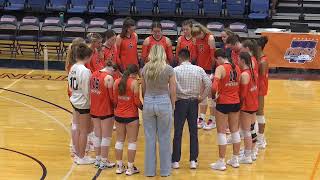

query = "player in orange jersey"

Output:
[[113, 64, 142, 175], [116, 17, 139, 71], [191, 23, 216, 130], [210, 49, 241, 171]]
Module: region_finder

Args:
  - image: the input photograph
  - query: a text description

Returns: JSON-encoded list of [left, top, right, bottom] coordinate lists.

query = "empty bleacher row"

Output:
[[0, 15, 252, 60], [0, 0, 271, 19]]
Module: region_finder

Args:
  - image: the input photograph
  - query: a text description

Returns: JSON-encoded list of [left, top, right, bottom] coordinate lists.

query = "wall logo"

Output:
[[284, 38, 318, 64]]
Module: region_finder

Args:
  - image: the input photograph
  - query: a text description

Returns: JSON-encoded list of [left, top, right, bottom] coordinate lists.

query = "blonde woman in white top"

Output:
[[68, 43, 94, 165]]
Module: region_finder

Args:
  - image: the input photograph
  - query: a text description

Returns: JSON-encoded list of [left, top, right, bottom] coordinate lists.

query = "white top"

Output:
[[68, 63, 91, 109]]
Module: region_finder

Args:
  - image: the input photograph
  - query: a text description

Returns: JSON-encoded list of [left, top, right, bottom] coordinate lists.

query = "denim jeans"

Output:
[[143, 95, 173, 177]]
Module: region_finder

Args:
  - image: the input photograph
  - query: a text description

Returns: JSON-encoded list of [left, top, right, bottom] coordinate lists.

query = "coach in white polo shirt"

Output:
[[172, 48, 211, 169]]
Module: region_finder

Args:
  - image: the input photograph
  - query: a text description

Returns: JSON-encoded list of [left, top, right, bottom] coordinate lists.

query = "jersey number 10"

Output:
[[69, 77, 78, 90]]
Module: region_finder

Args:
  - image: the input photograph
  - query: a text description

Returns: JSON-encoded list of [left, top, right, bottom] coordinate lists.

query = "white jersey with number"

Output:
[[68, 63, 91, 109]]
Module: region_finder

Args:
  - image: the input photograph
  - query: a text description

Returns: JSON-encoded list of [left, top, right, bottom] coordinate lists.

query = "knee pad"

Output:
[[257, 115, 266, 124], [93, 135, 101, 148], [71, 123, 78, 131], [101, 137, 111, 147], [128, 142, 137, 151], [242, 130, 251, 138], [115, 141, 124, 150], [217, 133, 227, 145], [231, 131, 241, 143]]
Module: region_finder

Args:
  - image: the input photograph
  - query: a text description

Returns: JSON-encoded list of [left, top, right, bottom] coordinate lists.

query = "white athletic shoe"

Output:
[[227, 134, 233, 145], [99, 160, 116, 169], [126, 166, 140, 176], [197, 118, 205, 129], [257, 137, 267, 149], [190, 161, 198, 169], [239, 148, 244, 155], [239, 155, 253, 164], [76, 156, 95, 165], [172, 162, 180, 169], [203, 119, 216, 130], [227, 156, 240, 168], [116, 164, 126, 174], [94, 159, 100, 168], [252, 148, 258, 161], [210, 159, 227, 171]]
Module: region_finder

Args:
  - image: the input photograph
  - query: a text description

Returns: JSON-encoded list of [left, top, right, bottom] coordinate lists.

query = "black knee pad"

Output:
[[251, 123, 257, 143]]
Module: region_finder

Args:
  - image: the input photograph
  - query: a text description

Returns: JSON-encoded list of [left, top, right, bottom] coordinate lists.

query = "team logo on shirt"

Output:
[[284, 38, 318, 64], [128, 42, 133, 49], [199, 44, 204, 52]]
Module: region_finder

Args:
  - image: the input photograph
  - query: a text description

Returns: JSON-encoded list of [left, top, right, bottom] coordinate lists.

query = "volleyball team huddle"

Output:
[[66, 17, 269, 177]]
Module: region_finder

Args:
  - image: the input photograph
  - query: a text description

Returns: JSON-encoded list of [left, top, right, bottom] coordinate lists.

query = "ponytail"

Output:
[[118, 64, 139, 95], [65, 37, 85, 71], [240, 52, 255, 83]]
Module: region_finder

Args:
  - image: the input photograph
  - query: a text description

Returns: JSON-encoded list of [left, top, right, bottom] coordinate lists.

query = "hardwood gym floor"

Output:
[[0, 68, 319, 180]]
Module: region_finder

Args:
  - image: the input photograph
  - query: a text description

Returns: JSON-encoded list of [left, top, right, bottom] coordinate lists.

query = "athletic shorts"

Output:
[[115, 116, 139, 124], [71, 104, 90, 114], [241, 110, 257, 114], [216, 103, 241, 114], [91, 114, 114, 120]]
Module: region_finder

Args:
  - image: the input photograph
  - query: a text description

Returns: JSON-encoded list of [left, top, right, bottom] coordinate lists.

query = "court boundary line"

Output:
[[0, 93, 75, 179], [0, 147, 47, 180], [0, 70, 34, 94], [0, 88, 100, 179], [310, 152, 320, 180]]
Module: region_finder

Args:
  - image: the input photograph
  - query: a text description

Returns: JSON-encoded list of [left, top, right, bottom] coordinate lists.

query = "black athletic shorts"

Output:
[[91, 114, 114, 120], [241, 110, 257, 114], [115, 116, 139, 124], [71, 104, 90, 114], [216, 103, 241, 114]]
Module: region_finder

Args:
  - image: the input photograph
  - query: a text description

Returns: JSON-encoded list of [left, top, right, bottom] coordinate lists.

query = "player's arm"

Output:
[[208, 35, 216, 68], [132, 79, 143, 110], [141, 37, 150, 62], [212, 65, 223, 95], [169, 73, 176, 110], [240, 72, 250, 104], [259, 58, 269, 77], [175, 36, 182, 58], [113, 80, 118, 106], [166, 37, 174, 64], [199, 68, 212, 102]]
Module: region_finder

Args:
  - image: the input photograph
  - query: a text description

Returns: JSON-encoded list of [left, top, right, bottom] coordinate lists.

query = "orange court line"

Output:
[[310, 152, 320, 180]]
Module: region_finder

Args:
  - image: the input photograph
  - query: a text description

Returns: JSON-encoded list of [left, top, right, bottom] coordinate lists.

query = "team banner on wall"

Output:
[[261, 32, 320, 69]]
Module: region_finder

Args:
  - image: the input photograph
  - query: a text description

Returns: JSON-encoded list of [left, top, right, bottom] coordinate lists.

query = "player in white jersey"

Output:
[[68, 43, 94, 165]]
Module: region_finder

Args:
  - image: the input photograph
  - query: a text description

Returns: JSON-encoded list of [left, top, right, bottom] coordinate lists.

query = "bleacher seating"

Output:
[[39, 17, 64, 60], [68, 0, 89, 13], [62, 17, 86, 54], [46, 0, 67, 12], [112, 0, 133, 14], [16, 16, 40, 59], [89, 0, 111, 14], [27, 0, 47, 12], [0, 15, 18, 57], [229, 22, 248, 37], [111, 18, 125, 34], [248, 0, 270, 19], [87, 18, 108, 34], [226, 0, 246, 17], [180, 0, 199, 15], [135, 0, 154, 15], [157, 0, 177, 15], [4, 0, 25, 11], [160, 20, 178, 40], [203, 0, 222, 16]]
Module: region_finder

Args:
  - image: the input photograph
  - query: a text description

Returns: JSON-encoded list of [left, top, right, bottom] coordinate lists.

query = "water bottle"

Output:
[[59, 12, 64, 24]]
